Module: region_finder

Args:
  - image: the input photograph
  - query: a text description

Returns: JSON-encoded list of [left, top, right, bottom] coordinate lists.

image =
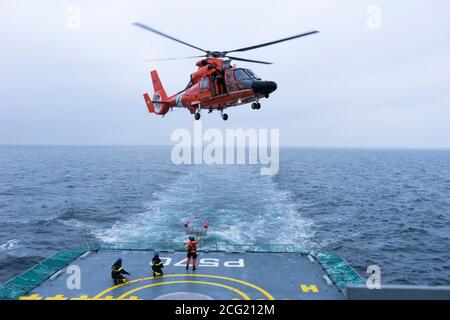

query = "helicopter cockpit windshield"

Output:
[[246, 69, 261, 80], [234, 69, 261, 82]]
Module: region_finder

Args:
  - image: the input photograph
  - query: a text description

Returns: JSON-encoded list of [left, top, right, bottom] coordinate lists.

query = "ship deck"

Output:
[[24, 251, 343, 300], [0, 243, 365, 300]]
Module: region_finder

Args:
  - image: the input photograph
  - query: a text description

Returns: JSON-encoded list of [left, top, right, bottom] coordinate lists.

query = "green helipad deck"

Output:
[[0, 243, 364, 300]]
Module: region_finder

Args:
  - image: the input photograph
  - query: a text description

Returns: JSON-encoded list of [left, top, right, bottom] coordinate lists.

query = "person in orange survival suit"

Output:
[[185, 236, 200, 270]]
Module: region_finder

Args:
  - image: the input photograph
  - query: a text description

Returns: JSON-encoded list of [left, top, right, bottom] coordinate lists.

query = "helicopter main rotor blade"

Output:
[[225, 31, 319, 54], [227, 56, 273, 65], [142, 55, 205, 62], [133, 22, 208, 54]]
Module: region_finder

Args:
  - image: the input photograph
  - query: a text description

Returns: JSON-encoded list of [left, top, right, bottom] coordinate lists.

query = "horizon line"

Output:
[[1, 144, 450, 151]]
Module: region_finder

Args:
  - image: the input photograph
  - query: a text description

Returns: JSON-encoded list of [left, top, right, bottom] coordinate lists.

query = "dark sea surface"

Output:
[[0, 145, 449, 286]]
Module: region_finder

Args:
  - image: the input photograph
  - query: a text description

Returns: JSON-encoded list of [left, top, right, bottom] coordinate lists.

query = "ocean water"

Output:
[[0, 146, 449, 286]]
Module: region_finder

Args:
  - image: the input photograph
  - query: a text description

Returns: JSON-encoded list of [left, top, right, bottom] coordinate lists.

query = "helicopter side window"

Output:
[[199, 78, 210, 90], [234, 69, 252, 82]]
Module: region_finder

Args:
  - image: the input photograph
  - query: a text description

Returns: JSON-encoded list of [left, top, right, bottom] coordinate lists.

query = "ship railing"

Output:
[[86, 242, 307, 254]]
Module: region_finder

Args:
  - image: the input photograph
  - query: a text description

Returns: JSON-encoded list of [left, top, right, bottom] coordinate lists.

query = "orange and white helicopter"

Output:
[[134, 23, 319, 121]]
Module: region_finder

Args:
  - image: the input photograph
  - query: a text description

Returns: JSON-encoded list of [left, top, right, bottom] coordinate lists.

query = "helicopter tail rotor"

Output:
[[144, 70, 170, 116], [151, 70, 168, 101]]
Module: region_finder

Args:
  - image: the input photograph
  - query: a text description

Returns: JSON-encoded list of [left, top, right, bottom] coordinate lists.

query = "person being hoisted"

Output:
[[185, 235, 200, 271], [151, 250, 164, 278], [111, 258, 131, 285]]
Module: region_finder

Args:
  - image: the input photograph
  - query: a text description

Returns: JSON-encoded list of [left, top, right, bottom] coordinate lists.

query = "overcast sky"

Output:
[[1, 0, 449, 148]]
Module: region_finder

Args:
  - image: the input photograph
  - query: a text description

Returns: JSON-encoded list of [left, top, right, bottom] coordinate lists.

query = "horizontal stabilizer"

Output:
[[144, 93, 155, 113]]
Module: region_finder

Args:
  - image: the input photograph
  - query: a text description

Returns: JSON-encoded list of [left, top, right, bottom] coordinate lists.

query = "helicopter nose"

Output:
[[252, 81, 278, 96]]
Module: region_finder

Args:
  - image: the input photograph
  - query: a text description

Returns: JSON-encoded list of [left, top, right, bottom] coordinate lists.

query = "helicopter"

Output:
[[134, 23, 319, 121]]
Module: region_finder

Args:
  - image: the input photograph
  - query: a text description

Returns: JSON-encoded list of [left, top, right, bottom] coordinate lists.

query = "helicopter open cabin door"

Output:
[[225, 69, 238, 93]]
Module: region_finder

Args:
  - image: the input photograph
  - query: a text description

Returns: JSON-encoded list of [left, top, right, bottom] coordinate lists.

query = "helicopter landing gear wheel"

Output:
[[252, 103, 261, 110], [194, 113, 201, 121], [220, 110, 228, 121]]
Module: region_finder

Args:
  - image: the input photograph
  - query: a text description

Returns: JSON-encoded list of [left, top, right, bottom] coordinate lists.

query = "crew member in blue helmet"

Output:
[[151, 250, 164, 278], [111, 258, 131, 285]]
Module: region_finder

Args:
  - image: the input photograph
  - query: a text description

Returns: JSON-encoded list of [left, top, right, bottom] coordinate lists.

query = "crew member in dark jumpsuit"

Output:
[[185, 236, 200, 270], [151, 250, 164, 278], [111, 258, 131, 285], [216, 71, 226, 95]]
